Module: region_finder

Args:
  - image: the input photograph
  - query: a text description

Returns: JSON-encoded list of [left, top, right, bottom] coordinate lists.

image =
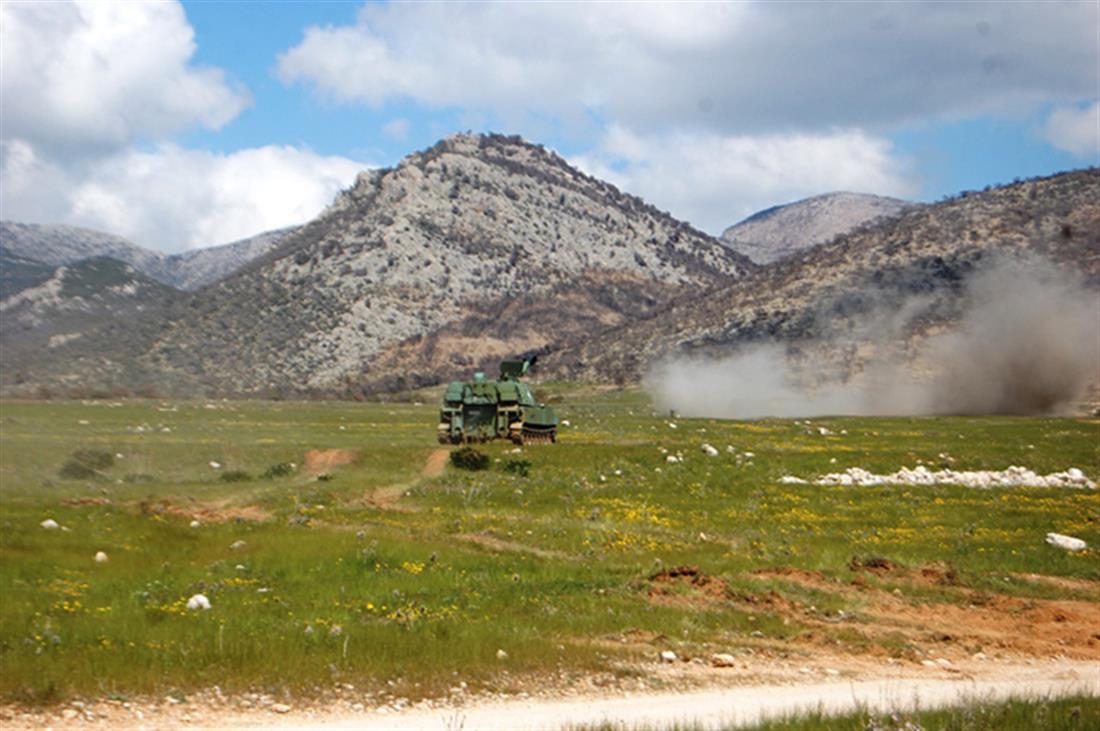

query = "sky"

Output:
[[1, 1, 1097, 254]]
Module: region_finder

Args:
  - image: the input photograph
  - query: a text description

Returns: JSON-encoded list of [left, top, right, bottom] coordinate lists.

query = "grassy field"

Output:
[[1, 389, 1098, 705]]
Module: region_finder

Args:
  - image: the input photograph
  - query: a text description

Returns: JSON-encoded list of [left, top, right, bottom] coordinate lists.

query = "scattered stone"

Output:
[[701, 443, 719, 457], [62, 709, 79, 720], [561, 420, 571, 427], [921, 660, 937, 668], [94, 551, 108, 563], [186, 593, 211, 611], [659, 650, 678, 663], [1046, 533, 1087, 551], [230, 540, 247, 550], [329, 625, 343, 637], [665, 455, 680, 464], [779, 476, 807, 485], [710, 653, 736, 667], [810, 465, 1096, 489], [824, 668, 840, 676], [271, 704, 291, 714], [40, 518, 59, 530], [190, 520, 201, 529], [496, 649, 508, 660], [209, 461, 222, 469]]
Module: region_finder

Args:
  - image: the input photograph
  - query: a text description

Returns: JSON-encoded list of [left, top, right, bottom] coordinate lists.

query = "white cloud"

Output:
[[278, 2, 1097, 136], [1042, 102, 1100, 159], [1, 1, 249, 157], [1, 141, 366, 252], [570, 126, 916, 235]]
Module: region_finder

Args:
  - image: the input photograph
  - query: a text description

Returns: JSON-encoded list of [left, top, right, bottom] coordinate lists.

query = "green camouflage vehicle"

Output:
[[437, 357, 558, 445]]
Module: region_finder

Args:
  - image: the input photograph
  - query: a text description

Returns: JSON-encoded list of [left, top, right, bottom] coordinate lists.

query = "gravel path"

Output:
[[8, 662, 1096, 729]]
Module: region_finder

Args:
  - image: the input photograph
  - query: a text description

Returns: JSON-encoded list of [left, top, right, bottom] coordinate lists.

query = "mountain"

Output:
[[0, 257, 180, 393], [721, 192, 915, 264], [0, 246, 56, 301], [141, 133, 754, 395], [2, 132, 755, 396], [0, 222, 295, 291], [162, 227, 298, 290], [0, 222, 167, 280], [554, 169, 1100, 385]]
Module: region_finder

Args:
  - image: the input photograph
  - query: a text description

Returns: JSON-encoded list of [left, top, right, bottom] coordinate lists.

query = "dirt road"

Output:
[[280, 668, 1098, 730], [13, 660, 1094, 730]]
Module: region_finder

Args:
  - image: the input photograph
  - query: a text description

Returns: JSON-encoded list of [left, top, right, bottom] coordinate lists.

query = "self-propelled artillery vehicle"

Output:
[[438, 357, 558, 444]]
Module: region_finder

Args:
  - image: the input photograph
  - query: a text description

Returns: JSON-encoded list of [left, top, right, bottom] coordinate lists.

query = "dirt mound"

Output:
[[648, 566, 731, 606], [304, 449, 358, 474]]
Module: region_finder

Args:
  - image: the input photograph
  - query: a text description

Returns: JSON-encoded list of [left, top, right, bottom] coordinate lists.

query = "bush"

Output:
[[261, 462, 295, 479], [220, 470, 252, 483], [58, 449, 115, 479], [501, 458, 532, 477], [450, 447, 490, 471]]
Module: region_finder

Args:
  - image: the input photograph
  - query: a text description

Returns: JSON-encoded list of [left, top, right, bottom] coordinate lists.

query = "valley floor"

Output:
[[1, 391, 1097, 728]]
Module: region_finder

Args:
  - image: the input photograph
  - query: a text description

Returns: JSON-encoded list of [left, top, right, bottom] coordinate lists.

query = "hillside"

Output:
[[720, 192, 915, 264], [0, 257, 180, 393], [2, 133, 753, 396], [555, 169, 1100, 388], [0, 222, 294, 291]]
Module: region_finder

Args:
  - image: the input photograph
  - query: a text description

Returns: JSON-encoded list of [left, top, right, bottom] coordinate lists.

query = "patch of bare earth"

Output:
[[749, 565, 1100, 663], [137, 498, 272, 524], [303, 448, 358, 475], [355, 448, 450, 511]]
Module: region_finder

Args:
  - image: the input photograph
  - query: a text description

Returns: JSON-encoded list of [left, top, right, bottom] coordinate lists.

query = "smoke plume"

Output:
[[648, 256, 1100, 417]]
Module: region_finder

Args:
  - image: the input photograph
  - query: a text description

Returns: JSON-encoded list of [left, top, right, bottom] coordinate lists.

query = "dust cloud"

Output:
[[648, 256, 1100, 418]]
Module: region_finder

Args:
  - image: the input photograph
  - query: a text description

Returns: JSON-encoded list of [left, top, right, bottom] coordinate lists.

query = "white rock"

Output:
[[701, 444, 719, 457], [496, 649, 508, 660], [561, 420, 571, 427], [189, 520, 201, 529], [186, 594, 211, 611], [94, 551, 108, 563], [230, 540, 247, 550], [779, 476, 807, 485], [710, 653, 736, 667], [209, 461, 222, 469], [1045, 533, 1087, 551], [666, 455, 679, 464], [271, 704, 291, 714], [659, 650, 678, 663], [40, 518, 59, 530]]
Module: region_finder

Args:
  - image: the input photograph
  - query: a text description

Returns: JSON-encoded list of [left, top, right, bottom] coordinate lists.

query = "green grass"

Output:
[[573, 694, 1100, 730], [1, 392, 1097, 704]]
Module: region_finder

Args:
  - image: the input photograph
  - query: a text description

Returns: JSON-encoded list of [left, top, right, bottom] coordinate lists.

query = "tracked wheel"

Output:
[[519, 425, 557, 445]]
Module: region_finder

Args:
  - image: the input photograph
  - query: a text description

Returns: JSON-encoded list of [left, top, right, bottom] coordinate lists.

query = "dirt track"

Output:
[[10, 660, 1096, 730]]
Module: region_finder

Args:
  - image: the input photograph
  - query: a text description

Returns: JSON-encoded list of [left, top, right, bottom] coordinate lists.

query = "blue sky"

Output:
[[2, 1, 1097, 252]]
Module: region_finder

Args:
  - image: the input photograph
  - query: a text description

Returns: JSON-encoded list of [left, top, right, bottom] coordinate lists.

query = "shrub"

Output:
[[58, 449, 115, 479], [261, 462, 295, 479], [501, 458, 532, 477], [220, 470, 252, 483], [450, 447, 489, 471]]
